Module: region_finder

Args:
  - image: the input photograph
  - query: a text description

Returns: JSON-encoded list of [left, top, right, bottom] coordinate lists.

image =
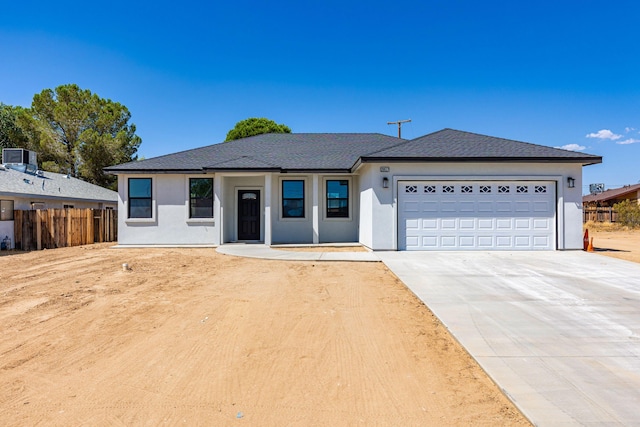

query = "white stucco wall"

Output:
[[357, 162, 586, 250], [271, 175, 314, 244], [118, 174, 217, 246]]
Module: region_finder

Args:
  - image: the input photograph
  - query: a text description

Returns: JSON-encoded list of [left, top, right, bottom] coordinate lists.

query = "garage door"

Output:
[[398, 181, 556, 250]]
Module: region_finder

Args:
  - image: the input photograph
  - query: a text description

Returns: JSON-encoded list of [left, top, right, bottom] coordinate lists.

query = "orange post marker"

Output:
[[587, 237, 594, 252], [583, 229, 589, 251]]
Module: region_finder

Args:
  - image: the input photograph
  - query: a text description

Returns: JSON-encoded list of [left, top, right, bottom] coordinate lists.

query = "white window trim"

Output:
[[125, 176, 157, 224], [322, 176, 353, 221], [278, 177, 308, 221], [185, 175, 215, 224]]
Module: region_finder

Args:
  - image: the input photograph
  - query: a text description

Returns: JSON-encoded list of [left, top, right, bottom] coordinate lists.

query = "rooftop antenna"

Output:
[[387, 119, 411, 138]]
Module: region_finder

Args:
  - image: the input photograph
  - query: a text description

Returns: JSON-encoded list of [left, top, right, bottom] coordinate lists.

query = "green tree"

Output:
[[0, 103, 29, 149], [225, 117, 291, 141], [27, 84, 141, 189]]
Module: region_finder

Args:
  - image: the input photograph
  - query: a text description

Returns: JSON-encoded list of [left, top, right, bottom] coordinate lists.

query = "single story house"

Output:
[[582, 183, 640, 207], [1, 149, 118, 249], [105, 128, 601, 251]]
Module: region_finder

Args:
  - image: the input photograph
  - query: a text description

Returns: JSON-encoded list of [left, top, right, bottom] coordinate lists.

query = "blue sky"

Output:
[[1, 0, 639, 193]]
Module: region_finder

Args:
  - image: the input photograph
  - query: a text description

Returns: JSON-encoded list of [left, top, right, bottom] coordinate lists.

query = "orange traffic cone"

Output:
[[587, 237, 594, 252], [583, 229, 589, 251]]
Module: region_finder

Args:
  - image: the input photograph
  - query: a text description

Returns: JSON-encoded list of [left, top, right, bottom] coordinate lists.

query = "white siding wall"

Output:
[[358, 162, 585, 250]]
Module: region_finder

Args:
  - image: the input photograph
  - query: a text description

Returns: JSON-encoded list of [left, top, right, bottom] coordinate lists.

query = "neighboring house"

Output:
[[0, 149, 118, 249], [582, 183, 640, 207], [105, 128, 601, 251]]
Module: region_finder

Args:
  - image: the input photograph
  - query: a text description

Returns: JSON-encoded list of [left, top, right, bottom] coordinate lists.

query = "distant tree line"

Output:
[[0, 84, 141, 190]]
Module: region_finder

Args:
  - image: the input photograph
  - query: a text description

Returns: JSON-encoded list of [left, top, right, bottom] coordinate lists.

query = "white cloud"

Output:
[[625, 127, 636, 133], [586, 129, 622, 140], [557, 144, 586, 151], [617, 138, 640, 145]]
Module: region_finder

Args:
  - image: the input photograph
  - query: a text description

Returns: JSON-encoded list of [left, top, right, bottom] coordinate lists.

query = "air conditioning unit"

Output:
[[2, 148, 37, 166]]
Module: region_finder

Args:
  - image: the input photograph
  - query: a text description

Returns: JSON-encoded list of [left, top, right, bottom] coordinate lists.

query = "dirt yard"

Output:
[[0, 244, 529, 426], [588, 228, 640, 264]]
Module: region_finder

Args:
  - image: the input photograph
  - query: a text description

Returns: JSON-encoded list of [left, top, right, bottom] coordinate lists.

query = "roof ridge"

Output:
[[361, 128, 446, 157], [204, 154, 281, 169]]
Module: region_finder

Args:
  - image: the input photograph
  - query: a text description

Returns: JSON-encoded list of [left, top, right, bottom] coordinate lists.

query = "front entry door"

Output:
[[238, 190, 261, 240]]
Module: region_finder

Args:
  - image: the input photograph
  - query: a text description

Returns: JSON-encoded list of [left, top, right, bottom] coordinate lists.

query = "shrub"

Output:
[[613, 200, 640, 228]]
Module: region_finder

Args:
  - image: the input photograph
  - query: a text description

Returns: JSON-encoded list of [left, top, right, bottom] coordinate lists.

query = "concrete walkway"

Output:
[[216, 243, 380, 262], [378, 251, 640, 426]]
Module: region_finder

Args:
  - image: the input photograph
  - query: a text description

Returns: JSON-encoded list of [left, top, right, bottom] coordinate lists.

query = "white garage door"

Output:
[[398, 181, 556, 250]]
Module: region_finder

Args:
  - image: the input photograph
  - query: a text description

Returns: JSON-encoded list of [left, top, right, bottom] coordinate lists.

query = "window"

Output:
[[63, 204, 74, 209], [424, 185, 436, 193], [326, 180, 349, 218], [517, 185, 528, 193], [128, 178, 152, 218], [461, 185, 473, 193], [443, 185, 454, 193], [405, 185, 417, 193], [0, 200, 14, 221], [189, 178, 213, 218], [282, 180, 305, 218], [480, 185, 491, 193]]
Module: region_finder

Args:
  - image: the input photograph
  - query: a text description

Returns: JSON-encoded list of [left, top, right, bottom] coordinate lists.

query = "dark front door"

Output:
[[238, 190, 260, 240]]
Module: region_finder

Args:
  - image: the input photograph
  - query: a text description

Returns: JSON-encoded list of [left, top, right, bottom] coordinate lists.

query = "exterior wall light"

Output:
[[382, 177, 389, 188], [567, 177, 575, 188]]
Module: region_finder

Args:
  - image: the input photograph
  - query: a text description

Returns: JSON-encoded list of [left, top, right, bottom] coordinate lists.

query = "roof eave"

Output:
[[360, 156, 603, 165], [105, 169, 207, 175]]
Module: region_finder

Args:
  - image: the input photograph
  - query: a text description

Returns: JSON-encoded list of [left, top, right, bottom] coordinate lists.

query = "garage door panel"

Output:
[[496, 236, 512, 247], [496, 218, 512, 229], [478, 201, 493, 212], [398, 180, 556, 250], [422, 201, 438, 212], [441, 236, 456, 247], [422, 219, 438, 229], [441, 219, 456, 229], [459, 219, 475, 230], [441, 201, 457, 212]]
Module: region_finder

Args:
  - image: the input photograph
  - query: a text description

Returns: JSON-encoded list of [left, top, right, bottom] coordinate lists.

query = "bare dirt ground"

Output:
[[586, 226, 640, 264], [0, 244, 529, 426]]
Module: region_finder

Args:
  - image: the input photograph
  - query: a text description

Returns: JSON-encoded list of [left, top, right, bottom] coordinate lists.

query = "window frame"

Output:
[[0, 200, 14, 221], [325, 178, 351, 220], [281, 179, 306, 220], [127, 177, 154, 220], [188, 177, 214, 220]]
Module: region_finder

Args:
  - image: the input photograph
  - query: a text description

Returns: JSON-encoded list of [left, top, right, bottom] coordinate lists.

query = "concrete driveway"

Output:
[[378, 251, 640, 426]]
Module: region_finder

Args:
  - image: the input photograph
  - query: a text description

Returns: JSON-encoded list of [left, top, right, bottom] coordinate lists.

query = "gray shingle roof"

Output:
[[362, 129, 602, 164], [105, 133, 405, 173], [0, 167, 117, 202], [105, 129, 602, 174]]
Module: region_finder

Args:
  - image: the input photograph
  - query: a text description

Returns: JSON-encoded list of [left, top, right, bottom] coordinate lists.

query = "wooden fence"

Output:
[[13, 208, 117, 251], [583, 207, 617, 223]]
